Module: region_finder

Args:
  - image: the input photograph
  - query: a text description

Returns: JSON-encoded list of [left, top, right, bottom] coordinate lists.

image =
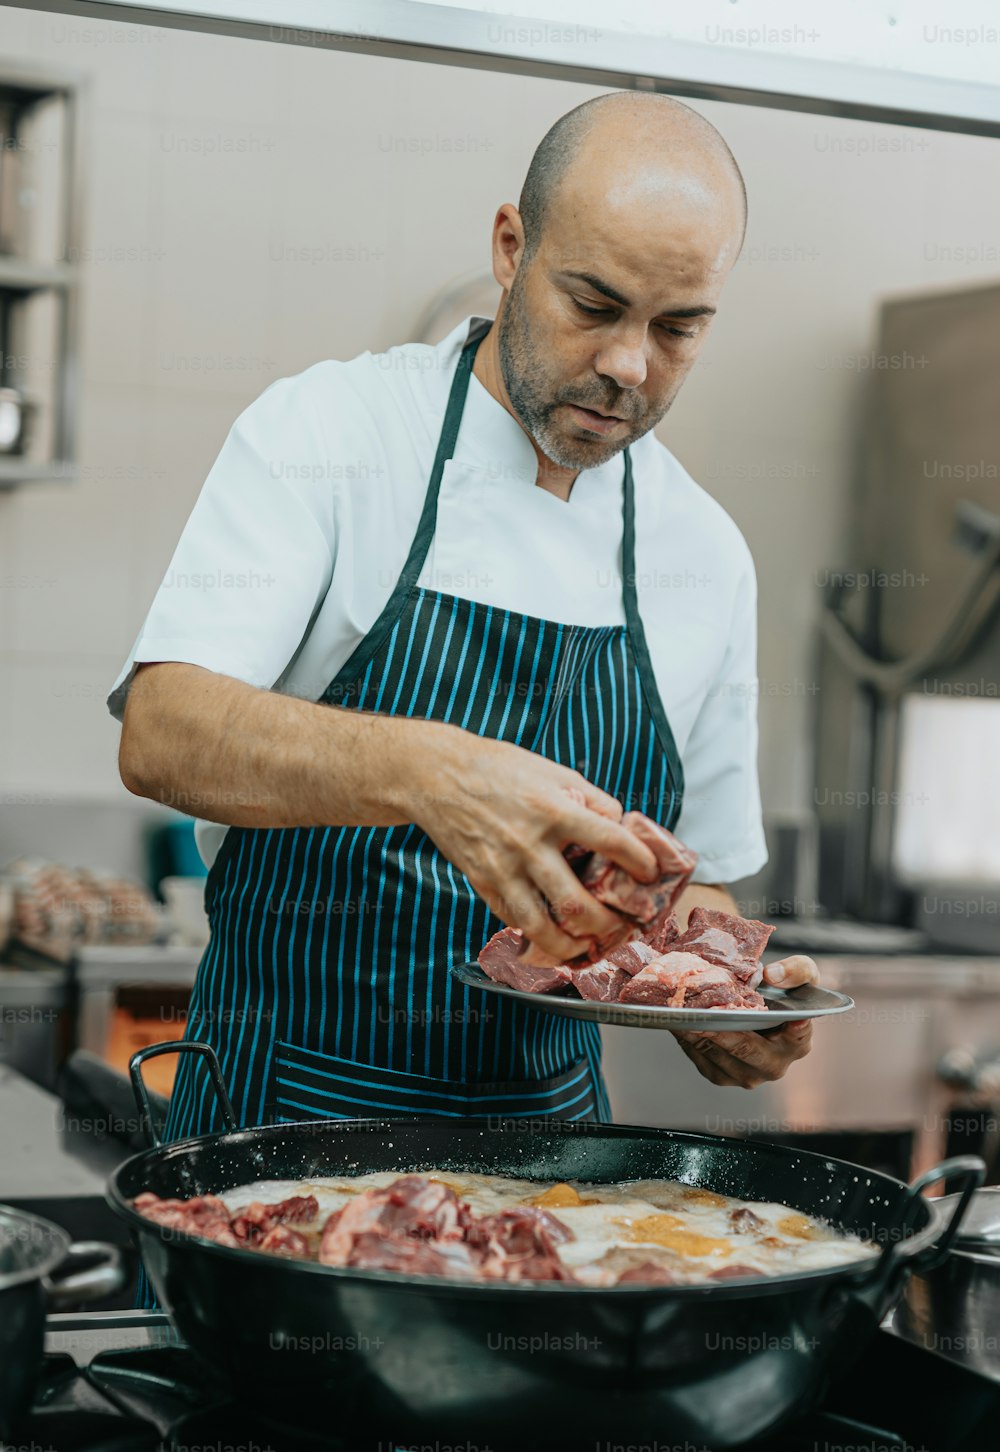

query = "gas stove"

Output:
[[5, 1302, 1000, 1452]]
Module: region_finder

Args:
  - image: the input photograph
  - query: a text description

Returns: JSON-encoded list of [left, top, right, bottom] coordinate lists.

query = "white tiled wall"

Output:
[[1, 5, 999, 820]]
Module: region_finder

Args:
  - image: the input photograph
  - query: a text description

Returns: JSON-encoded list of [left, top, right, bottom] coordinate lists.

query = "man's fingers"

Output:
[[472, 875, 584, 967], [764, 955, 820, 988], [621, 812, 686, 876], [563, 778, 624, 823], [530, 852, 632, 949], [673, 1034, 746, 1087], [559, 805, 659, 883], [674, 1021, 813, 1088]]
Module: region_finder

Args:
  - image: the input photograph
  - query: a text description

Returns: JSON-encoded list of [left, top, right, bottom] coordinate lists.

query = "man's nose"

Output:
[[593, 333, 649, 391]]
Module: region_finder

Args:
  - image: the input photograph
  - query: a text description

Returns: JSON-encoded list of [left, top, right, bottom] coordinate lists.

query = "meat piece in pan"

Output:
[[319, 1175, 473, 1267], [347, 1231, 481, 1279], [132, 1192, 241, 1248], [618, 952, 767, 1011], [257, 1224, 311, 1258], [730, 1207, 765, 1234], [231, 1193, 319, 1245], [616, 1261, 678, 1285], [469, 1205, 575, 1283]]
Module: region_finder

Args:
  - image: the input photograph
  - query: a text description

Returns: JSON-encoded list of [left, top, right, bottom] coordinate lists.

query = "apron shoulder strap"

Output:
[[394, 320, 489, 591]]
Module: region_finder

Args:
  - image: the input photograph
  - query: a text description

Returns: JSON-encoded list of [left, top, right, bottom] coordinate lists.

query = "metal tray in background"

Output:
[[450, 962, 854, 1032]]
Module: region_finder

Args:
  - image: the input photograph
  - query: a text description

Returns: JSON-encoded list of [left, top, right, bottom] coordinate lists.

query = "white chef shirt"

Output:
[[108, 316, 767, 884]]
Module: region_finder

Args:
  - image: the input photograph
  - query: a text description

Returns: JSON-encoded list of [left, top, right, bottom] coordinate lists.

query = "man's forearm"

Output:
[[672, 881, 739, 930], [119, 661, 449, 828]]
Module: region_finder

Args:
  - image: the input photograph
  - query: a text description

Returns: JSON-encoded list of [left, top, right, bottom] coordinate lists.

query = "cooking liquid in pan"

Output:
[[219, 1170, 879, 1284]]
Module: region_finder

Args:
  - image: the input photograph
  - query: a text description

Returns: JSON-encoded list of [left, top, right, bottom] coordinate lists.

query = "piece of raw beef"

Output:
[[571, 813, 696, 936], [566, 939, 658, 1001], [671, 907, 775, 987], [617, 952, 768, 1011], [477, 926, 574, 993]]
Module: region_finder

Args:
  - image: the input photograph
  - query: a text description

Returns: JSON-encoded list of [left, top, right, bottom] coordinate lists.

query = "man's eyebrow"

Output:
[[559, 269, 717, 319]]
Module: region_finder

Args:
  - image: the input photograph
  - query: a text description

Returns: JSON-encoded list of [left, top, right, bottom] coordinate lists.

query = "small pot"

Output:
[[0, 1204, 125, 1436], [894, 1186, 1000, 1382]]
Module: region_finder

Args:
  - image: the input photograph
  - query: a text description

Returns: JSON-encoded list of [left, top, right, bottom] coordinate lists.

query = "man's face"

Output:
[[496, 166, 741, 471]]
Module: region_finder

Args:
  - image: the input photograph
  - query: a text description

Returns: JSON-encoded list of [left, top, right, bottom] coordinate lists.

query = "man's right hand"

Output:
[[120, 666, 656, 966], [405, 723, 659, 967]]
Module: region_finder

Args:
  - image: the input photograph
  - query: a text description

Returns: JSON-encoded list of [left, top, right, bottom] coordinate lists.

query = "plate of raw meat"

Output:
[[452, 814, 853, 1031]]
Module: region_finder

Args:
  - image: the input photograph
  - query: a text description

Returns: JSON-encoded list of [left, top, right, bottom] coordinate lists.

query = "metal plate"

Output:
[[451, 962, 854, 1032]]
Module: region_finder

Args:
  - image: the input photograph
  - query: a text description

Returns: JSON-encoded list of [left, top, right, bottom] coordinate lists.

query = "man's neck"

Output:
[[472, 326, 579, 502]]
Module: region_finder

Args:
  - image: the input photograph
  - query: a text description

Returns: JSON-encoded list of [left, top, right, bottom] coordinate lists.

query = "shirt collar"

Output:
[[440, 315, 625, 494]]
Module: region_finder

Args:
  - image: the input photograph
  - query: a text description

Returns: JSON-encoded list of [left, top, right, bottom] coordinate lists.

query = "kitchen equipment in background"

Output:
[[0, 94, 23, 256], [0, 61, 83, 489], [815, 279, 1000, 933], [0, 963, 66, 1091], [730, 812, 934, 954], [58, 1049, 171, 1154], [73, 944, 200, 1098], [159, 876, 209, 949], [0, 878, 13, 956], [148, 817, 208, 889], [0, 1204, 124, 1437], [0, 383, 36, 454]]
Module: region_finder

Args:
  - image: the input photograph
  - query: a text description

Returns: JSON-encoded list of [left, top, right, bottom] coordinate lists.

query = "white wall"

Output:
[[1, 5, 999, 822]]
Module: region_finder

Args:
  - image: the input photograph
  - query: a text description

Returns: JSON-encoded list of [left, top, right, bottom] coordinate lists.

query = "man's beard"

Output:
[[496, 271, 662, 470]]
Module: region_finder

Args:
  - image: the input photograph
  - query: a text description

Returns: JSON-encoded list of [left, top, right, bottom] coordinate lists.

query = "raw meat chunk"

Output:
[[231, 1194, 318, 1244], [618, 952, 768, 1011], [673, 908, 775, 987], [574, 814, 696, 928], [477, 926, 573, 993], [131, 1192, 241, 1248], [567, 939, 658, 1001]]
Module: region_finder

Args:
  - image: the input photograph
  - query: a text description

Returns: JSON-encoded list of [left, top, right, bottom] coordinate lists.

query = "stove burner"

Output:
[[6, 1325, 1000, 1452]]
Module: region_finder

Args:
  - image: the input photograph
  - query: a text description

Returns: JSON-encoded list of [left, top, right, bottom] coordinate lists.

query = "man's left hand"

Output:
[[672, 954, 819, 1089]]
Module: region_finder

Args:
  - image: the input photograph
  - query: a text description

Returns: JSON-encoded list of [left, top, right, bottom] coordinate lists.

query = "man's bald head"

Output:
[[485, 91, 747, 474], [518, 92, 747, 263]]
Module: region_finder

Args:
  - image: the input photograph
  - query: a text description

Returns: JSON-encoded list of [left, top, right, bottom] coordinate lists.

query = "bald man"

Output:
[[111, 93, 816, 1143]]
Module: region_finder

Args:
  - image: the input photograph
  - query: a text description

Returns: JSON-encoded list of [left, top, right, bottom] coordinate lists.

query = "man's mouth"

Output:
[[564, 403, 628, 437]]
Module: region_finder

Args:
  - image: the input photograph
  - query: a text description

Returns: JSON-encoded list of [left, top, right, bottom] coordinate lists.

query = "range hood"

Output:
[[6, 0, 1000, 138]]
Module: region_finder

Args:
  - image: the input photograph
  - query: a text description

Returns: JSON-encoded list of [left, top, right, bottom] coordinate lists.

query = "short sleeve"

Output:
[[107, 374, 337, 722], [672, 555, 768, 885]]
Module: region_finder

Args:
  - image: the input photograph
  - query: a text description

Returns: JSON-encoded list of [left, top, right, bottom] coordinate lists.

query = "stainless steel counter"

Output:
[[0, 1062, 124, 1200]]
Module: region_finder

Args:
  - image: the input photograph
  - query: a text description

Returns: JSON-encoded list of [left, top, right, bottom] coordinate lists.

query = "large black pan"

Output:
[[110, 1041, 983, 1451]]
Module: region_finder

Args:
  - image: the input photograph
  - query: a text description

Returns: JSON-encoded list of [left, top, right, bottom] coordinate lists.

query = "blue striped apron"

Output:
[[162, 318, 684, 1141]]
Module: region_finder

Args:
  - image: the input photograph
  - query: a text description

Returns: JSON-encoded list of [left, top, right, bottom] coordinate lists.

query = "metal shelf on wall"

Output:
[[0, 59, 84, 489]]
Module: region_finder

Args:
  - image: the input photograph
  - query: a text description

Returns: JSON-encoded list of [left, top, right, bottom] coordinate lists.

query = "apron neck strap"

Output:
[[621, 447, 639, 630], [393, 320, 486, 591], [399, 319, 638, 617]]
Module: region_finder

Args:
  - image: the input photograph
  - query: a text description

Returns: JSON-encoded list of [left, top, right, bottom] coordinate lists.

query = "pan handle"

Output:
[[129, 1040, 237, 1147], [44, 1242, 126, 1307], [881, 1154, 985, 1276]]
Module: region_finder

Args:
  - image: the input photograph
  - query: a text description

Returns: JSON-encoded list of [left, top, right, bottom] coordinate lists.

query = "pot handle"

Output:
[[882, 1154, 985, 1275], [129, 1040, 237, 1147], [43, 1242, 126, 1307]]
